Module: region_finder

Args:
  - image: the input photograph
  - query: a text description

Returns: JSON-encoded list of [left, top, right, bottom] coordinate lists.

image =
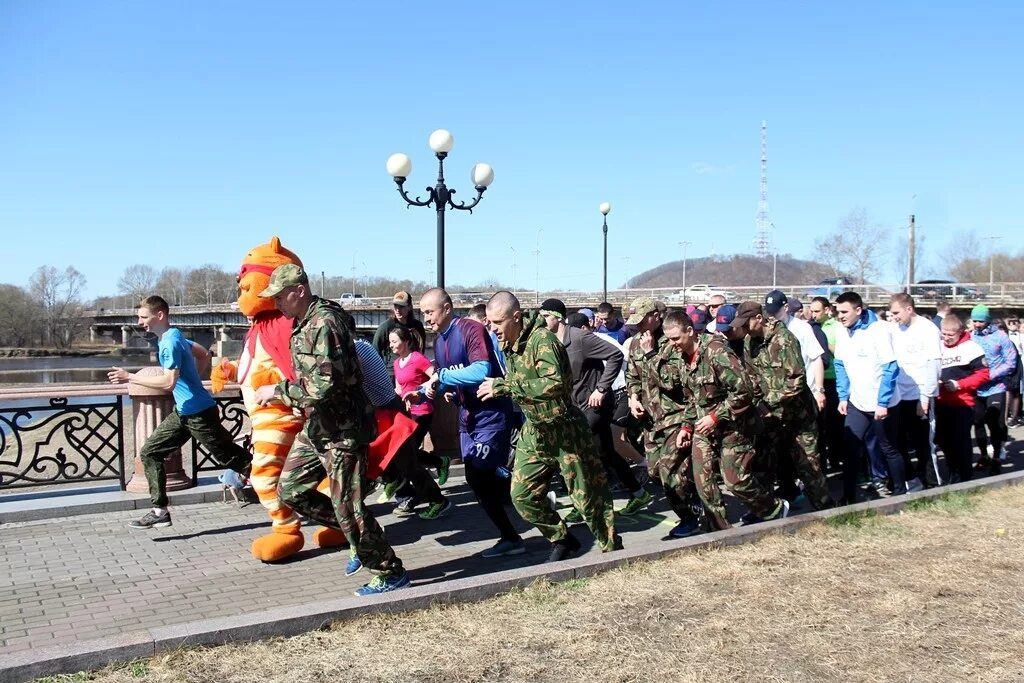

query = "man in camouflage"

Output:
[[728, 302, 833, 511], [663, 311, 787, 529], [624, 297, 703, 538], [254, 264, 408, 595], [478, 291, 621, 562]]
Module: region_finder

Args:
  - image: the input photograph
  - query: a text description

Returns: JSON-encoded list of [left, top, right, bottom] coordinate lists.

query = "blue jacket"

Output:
[[972, 325, 1019, 397], [834, 309, 900, 408]]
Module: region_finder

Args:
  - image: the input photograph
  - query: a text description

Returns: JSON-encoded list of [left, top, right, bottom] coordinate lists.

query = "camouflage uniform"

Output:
[[271, 289, 402, 577], [743, 318, 832, 509], [680, 334, 781, 529], [491, 311, 619, 551], [625, 330, 699, 523]]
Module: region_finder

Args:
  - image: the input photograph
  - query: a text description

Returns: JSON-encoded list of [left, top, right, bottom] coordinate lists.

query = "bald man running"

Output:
[[479, 292, 620, 562]]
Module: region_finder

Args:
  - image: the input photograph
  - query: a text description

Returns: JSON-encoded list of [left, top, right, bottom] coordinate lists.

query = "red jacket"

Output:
[[938, 331, 990, 408]]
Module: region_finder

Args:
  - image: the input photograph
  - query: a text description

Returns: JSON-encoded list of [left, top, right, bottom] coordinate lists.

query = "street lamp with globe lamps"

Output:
[[599, 202, 611, 303], [386, 129, 494, 288]]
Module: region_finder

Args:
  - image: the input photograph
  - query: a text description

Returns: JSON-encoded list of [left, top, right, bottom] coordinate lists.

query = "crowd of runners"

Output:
[[113, 267, 1023, 595]]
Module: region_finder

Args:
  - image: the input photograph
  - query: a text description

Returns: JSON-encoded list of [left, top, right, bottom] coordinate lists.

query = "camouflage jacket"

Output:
[[680, 334, 757, 430], [743, 317, 809, 418], [628, 332, 690, 433], [625, 326, 663, 405], [491, 310, 575, 426], [277, 296, 372, 441]]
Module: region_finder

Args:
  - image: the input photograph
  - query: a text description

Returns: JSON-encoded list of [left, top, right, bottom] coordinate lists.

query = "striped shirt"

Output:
[[355, 339, 397, 408]]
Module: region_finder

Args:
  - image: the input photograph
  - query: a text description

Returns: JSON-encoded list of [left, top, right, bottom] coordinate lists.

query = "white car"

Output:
[[679, 284, 730, 303]]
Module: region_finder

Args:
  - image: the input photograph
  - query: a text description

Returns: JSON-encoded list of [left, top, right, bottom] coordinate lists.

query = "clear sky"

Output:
[[2, 1, 1021, 298]]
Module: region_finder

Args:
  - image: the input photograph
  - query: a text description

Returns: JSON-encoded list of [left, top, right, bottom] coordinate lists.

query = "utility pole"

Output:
[[511, 246, 517, 293], [321, 271, 326, 297], [534, 228, 542, 305], [984, 235, 1003, 291], [906, 214, 916, 293], [678, 241, 691, 301]]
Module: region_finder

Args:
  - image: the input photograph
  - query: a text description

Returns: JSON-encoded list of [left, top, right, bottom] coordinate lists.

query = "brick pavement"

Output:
[[2, 434, 1021, 660], [0, 467, 692, 656]]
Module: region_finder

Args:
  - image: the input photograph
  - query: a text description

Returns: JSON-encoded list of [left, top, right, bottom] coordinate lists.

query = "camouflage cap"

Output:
[[259, 264, 309, 298], [730, 301, 763, 329], [625, 296, 658, 325]]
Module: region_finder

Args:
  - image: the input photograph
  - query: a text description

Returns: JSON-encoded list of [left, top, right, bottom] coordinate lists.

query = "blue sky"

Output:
[[1, 1, 1021, 297]]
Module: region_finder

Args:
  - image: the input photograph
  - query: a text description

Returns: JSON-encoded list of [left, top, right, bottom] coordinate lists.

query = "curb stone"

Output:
[[3, 469, 1022, 683]]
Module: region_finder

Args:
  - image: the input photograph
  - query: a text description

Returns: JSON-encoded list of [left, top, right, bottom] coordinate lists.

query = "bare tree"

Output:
[[117, 264, 157, 303], [185, 265, 236, 305], [155, 267, 189, 306], [812, 208, 890, 284], [0, 284, 42, 347], [894, 233, 927, 287], [27, 265, 88, 347]]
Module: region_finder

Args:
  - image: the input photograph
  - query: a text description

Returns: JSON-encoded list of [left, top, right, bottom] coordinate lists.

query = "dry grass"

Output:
[[49, 486, 1024, 683]]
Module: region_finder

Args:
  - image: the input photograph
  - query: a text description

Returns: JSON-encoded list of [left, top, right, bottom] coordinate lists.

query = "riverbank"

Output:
[[0, 347, 149, 359]]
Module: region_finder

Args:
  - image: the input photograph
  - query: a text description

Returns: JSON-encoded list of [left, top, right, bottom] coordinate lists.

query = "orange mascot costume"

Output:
[[211, 237, 346, 561]]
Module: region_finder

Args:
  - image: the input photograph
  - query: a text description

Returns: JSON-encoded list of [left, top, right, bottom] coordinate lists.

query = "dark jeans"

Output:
[[842, 406, 904, 501], [819, 379, 844, 469], [974, 392, 1008, 459], [141, 405, 251, 507], [411, 413, 444, 469], [582, 403, 642, 494], [935, 402, 975, 484], [896, 399, 941, 487], [465, 463, 521, 542]]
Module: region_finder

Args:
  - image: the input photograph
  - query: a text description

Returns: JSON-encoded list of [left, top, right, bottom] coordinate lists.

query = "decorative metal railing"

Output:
[[0, 382, 246, 491], [0, 393, 126, 489], [190, 394, 248, 482]]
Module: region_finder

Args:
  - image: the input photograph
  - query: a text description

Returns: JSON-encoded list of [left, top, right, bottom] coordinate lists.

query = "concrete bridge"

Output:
[[85, 282, 1024, 352]]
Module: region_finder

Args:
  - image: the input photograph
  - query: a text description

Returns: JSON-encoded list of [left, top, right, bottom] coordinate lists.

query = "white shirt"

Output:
[[784, 315, 824, 383], [595, 331, 627, 391], [891, 315, 942, 402], [835, 318, 902, 413]]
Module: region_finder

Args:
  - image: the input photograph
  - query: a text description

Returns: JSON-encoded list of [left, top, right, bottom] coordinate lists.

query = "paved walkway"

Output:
[[3, 433, 1021, 659], [0, 467, 695, 656]]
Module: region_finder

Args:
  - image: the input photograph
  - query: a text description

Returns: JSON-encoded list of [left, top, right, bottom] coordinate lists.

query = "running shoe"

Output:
[[618, 490, 654, 516], [353, 571, 410, 596]]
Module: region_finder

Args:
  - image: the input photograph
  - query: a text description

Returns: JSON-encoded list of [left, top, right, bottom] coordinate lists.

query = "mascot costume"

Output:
[[211, 236, 346, 561], [212, 236, 417, 563]]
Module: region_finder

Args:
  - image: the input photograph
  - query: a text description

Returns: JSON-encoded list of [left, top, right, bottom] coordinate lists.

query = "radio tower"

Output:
[[753, 120, 772, 258]]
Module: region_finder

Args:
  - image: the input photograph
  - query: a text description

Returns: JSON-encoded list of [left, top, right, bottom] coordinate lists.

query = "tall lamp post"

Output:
[[599, 202, 611, 303], [386, 129, 495, 289], [984, 235, 1003, 292]]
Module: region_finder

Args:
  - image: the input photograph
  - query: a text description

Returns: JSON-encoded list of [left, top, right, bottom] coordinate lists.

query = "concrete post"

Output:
[[124, 367, 192, 493], [120, 326, 132, 350], [218, 326, 230, 342], [89, 326, 98, 343]]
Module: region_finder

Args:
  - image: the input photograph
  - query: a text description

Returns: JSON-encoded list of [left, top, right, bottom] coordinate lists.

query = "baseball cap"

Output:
[[625, 297, 658, 325], [971, 305, 991, 322], [715, 304, 738, 332], [730, 301, 763, 329], [259, 264, 308, 298], [763, 289, 788, 316], [392, 291, 412, 307], [578, 307, 595, 320], [689, 308, 709, 330], [540, 298, 567, 320], [786, 299, 803, 314]]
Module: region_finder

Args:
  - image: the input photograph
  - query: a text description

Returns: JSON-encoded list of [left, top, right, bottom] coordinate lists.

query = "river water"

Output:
[[0, 356, 151, 386]]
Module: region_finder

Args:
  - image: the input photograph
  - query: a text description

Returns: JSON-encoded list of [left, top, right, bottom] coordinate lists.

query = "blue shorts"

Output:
[[460, 429, 514, 472]]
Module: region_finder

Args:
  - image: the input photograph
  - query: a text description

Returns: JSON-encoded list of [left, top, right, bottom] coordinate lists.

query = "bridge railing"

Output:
[[86, 282, 1024, 318], [0, 380, 245, 492]]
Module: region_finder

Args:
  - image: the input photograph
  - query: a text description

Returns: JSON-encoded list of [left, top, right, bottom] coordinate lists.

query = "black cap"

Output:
[[763, 289, 788, 316], [539, 298, 567, 320]]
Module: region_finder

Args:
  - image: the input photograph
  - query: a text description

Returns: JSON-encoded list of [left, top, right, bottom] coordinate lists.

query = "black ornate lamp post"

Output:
[[599, 202, 611, 303], [386, 129, 494, 289]]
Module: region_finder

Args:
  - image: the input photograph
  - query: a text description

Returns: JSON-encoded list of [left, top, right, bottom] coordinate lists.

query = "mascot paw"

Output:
[[210, 360, 237, 394], [251, 531, 305, 562], [312, 527, 349, 549], [251, 367, 280, 390]]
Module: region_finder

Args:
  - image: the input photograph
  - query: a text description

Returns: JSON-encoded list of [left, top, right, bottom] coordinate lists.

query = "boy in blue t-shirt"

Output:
[[108, 295, 251, 529]]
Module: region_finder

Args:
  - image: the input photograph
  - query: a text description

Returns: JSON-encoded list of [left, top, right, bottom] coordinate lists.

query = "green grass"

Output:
[[824, 509, 878, 528], [904, 489, 982, 514]]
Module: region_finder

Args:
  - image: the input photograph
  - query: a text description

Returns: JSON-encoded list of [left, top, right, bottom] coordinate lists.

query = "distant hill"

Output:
[[626, 253, 836, 289]]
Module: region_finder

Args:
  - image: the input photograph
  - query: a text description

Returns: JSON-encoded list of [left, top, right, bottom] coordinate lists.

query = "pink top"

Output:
[[394, 351, 434, 416]]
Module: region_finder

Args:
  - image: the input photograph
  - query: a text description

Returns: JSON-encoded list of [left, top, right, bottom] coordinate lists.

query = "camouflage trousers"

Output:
[[692, 422, 780, 530], [278, 429, 403, 577], [759, 411, 832, 509], [511, 413, 620, 551], [645, 427, 698, 523]]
